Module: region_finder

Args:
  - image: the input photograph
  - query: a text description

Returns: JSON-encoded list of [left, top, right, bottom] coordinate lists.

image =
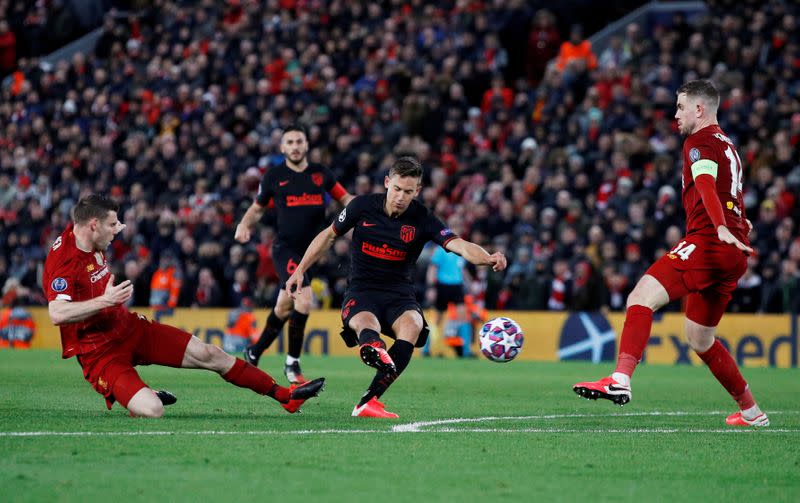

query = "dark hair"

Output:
[[282, 123, 308, 138], [677, 79, 720, 110], [388, 156, 423, 179], [72, 194, 119, 224]]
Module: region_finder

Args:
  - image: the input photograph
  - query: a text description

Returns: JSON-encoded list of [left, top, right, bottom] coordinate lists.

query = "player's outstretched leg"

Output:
[[183, 338, 324, 412], [696, 339, 769, 427], [357, 328, 396, 374], [572, 304, 652, 406], [284, 311, 309, 384], [244, 310, 287, 367], [222, 358, 294, 402], [685, 318, 769, 426], [281, 378, 326, 414], [352, 340, 413, 418], [573, 275, 666, 406]]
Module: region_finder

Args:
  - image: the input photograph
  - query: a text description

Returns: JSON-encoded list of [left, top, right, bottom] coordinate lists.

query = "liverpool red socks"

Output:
[[613, 305, 654, 378], [222, 358, 291, 403], [697, 339, 754, 409]]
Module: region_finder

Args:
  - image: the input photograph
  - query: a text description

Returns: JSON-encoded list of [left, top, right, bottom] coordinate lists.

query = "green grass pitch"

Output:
[[1, 350, 798, 502]]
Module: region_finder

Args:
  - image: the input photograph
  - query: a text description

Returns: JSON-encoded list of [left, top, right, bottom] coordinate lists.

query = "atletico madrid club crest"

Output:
[[400, 225, 416, 243], [311, 173, 324, 187]]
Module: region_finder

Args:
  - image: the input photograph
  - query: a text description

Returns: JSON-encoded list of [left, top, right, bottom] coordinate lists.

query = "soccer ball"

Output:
[[478, 317, 524, 363]]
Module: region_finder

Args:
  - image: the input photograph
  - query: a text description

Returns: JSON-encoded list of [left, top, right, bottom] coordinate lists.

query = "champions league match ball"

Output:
[[478, 317, 524, 363]]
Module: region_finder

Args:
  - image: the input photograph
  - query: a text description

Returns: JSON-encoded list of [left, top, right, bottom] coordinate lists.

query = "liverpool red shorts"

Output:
[[76, 315, 191, 409], [646, 233, 747, 327]]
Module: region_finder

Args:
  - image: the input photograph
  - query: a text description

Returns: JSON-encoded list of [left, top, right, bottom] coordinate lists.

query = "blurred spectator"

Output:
[[222, 297, 258, 355], [228, 267, 252, 308], [527, 10, 561, 85], [0, 278, 35, 349], [0, 19, 16, 76], [149, 253, 182, 315], [122, 258, 150, 307], [194, 267, 222, 308], [731, 257, 762, 313], [555, 24, 598, 73], [547, 259, 572, 310]]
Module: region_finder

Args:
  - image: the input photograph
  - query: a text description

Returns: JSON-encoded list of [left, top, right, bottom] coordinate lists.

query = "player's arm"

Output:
[[326, 170, 354, 206], [284, 226, 337, 297], [692, 159, 752, 253], [234, 202, 266, 243], [444, 238, 507, 272], [236, 171, 274, 243], [48, 275, 132, 325], [331, 184, 354, 206]]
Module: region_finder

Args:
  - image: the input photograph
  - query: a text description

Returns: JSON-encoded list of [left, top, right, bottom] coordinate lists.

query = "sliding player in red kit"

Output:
[[43, 195, 324, 417], [573, 80, 768, 427]]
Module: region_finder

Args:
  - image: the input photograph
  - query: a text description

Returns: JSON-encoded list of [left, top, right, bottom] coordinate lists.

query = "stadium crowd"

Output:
[[0, 0, 798, 314]]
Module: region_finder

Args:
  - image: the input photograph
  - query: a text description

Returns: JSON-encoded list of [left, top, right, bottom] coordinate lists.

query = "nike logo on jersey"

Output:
[[279, 180, 290, 186], [361, 221, 377, 227]]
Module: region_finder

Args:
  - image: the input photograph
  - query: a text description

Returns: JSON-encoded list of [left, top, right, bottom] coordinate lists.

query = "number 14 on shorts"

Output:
[[668, 241, 697, 261]]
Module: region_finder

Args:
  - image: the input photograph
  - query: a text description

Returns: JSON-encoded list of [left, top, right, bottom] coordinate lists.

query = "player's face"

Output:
[[384, 175, 421, 215], [280, 131, 308, 165], [675, 92, 698, 136], [92, 211, 126, 250]]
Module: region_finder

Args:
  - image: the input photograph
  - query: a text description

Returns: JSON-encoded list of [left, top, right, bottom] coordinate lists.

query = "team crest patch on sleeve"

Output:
[[689, 148, 701, 162], [51, 278, 68, 292], [338, 208, 347, 222]]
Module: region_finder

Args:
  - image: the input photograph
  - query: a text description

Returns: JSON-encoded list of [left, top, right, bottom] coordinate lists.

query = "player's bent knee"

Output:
[[685, 320, 715, 353], [134, 403, 164, 418], [626, 277, 668, 311], [397, 322, 424, 345], [293, 298, 312, 314], [127, 389, 164, 418], [349, 312, 380, 334], [688, 335, 714, 353]]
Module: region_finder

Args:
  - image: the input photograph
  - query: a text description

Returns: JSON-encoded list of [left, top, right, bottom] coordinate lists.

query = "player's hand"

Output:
[[717, 225, 753, 254], [234, 223, 251, 243], [488, 252, 507, 272], [746, 218, 753, 235], [285, 271, 303, 299], [103, 274, 133, 306]]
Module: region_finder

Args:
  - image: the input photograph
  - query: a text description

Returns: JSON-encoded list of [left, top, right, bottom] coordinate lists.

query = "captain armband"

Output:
[[690, 159, 718, 180]]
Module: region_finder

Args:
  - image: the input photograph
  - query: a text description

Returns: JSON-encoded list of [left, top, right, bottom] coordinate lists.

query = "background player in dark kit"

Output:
[[235, 124, 353, 383], [285, 157, 507, 418]]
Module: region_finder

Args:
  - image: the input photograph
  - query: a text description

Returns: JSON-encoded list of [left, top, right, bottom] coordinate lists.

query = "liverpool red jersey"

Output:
[[42, 224, 138, 358], [681, 124, 748, 242]]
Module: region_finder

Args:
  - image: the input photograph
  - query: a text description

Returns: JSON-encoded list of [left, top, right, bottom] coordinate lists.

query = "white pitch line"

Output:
[[3, 427, 799, 437], [2, 411, 798, 437], [390, 411, 795, 432], [0, 429, 379, 437], [430, 428, 800, 434]]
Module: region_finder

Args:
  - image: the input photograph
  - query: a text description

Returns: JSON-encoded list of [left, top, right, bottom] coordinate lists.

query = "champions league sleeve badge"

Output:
[[689, 148, 701, 163], [51, 277, 68, 292]]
